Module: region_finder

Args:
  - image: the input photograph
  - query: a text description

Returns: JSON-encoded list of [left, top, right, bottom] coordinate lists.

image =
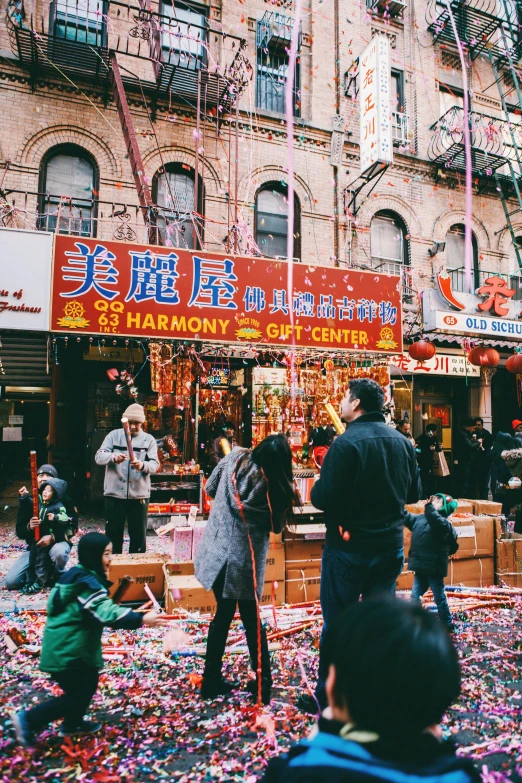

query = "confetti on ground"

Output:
[[1, 508, 522, 782]]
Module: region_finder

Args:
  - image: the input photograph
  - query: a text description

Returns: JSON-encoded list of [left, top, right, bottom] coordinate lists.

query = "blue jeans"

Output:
[[315, 544, 404, 707], [411, 573, 452, 628], [4, 543, 71, 590]]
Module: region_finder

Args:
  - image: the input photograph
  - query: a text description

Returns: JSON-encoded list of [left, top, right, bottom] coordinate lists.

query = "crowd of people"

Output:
[[7, 382, 520, 782]]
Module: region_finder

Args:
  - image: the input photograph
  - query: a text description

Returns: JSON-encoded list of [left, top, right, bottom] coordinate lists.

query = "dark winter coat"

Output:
[[453, 429, 480, 486], [501, 447, 522, 479], [311, 412, 422, 553], [195, 448, 282, 601], [16, 489, 79, 546], [405, 502, 459, 577], [261, 718, 480, 783], [415, 433, 442, 473], [30, 479, 72, 544]]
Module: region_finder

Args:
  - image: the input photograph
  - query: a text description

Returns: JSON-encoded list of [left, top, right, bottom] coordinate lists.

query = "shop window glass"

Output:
[[153, 164, 202, 248], [39, 146, 96, 236], [255, 184, 300, 259]]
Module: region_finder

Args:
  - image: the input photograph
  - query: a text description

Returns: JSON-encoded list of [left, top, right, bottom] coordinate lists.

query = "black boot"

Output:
[[200, 622, 240, 700], [245, 622, 272, 706]]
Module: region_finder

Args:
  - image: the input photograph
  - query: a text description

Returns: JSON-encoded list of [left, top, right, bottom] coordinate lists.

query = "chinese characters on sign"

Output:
[[51, 236, 403, 353], [390, 353, 480, 377], [477, 275, 515, 317], [359, 35, 393, 176]]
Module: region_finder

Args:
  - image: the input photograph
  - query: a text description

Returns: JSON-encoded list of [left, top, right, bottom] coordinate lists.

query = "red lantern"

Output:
[[506, 353, 522, 374], [467, 346, 500, 367], [408, 340, 436, 363]]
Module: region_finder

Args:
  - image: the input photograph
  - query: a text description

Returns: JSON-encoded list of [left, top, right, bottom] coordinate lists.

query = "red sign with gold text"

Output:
[[51, 236, 402, 352]]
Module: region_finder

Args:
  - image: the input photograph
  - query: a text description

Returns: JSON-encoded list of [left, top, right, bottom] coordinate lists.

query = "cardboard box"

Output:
[[270, 531, 283, 544], [405, 501, 427, 515], [450, 516, 495, 559], [496, 571, 522, 588], [164, 575, 284, 614], [164, 561, 195, 578], [455, 500, 474, 515], [286, 566, 321, 603], [108, 554, 169, 601], [191, 519, 207, 560], [445, 557, 494, 587], [495, 538, 522, 577], [396, 569, 414, 591], [285, 524, 326, 565], [265, 543, 285, 581], [172, 527, 193, 562], [474, 500, 503, 516]]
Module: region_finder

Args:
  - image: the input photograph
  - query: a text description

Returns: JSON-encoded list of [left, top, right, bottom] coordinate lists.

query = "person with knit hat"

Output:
[[405, 494, 460, 631], [5, 463, 79, 591], [11, 532, 169, 747], [95, 403, 159, 554]]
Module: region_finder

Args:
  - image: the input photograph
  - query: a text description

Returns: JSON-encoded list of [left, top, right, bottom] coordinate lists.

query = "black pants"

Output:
[[105, 497, 148, 554], [25, 667, 99, 731], [204, 567, 271, 683]]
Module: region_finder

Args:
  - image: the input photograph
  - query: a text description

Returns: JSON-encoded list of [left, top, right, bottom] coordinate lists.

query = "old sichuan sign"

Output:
[[51, 236, 403, 353]]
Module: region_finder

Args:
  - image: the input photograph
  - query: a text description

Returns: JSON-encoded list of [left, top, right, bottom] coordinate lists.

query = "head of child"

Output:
[[431, 493, 458, 517], [78, 532, 113, 580], [324, 598, 460, 738], [41, 483, 56, 503]]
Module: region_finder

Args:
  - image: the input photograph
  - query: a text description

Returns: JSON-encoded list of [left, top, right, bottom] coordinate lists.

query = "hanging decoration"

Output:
[[150, 342, 174, 409], [506, 351, 522, 406], [106, 367, 139, 399], [467, 346, 500, 368], [408, 340, 436, 363]]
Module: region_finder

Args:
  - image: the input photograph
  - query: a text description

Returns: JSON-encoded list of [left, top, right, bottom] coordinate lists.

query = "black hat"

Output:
[[78, 532, 111, 581], [37, 464, 58, 478]]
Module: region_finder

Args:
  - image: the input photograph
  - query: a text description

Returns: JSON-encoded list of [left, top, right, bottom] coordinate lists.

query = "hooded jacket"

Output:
[[405, 502, 459, 577], [39, 564, 143, 673], [34, 478, 71, 544], [16, 488, 78, 546], [95, 428, 159, 500], [262, 718, 480, 783], [311, 413, 422, 552]]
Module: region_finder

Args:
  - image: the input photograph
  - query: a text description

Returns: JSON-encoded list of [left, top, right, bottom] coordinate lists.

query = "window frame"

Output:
[[152, 162, 204, 250], [38, 143, 98, 237], [370, 210, 409, 273], [160, 0, 208, 70], [255, 20, 301, 118], [254, 182, 301, 261], [445, 223, 479, 288], [49, 0, 108, 47]]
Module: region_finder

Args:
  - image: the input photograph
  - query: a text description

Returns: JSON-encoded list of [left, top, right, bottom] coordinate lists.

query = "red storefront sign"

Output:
[[51, 236, 403, 352]]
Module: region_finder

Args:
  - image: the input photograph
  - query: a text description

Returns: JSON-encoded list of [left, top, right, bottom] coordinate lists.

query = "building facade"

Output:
[[1, 0, 522, 485]]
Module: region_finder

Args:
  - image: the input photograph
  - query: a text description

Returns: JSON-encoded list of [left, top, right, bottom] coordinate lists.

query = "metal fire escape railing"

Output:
[[426, 0, 522, 272]]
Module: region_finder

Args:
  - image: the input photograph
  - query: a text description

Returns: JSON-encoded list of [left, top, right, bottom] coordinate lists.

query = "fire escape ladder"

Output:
[[109, 51, 160, 244]]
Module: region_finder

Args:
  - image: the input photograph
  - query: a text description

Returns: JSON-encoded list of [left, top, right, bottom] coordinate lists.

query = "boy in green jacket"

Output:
[[12, 532, 169, 747]]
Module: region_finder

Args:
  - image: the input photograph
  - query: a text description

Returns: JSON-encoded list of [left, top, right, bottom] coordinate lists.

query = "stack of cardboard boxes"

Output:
[[495, 533, 522, 588], [284, 525, 325, 604]]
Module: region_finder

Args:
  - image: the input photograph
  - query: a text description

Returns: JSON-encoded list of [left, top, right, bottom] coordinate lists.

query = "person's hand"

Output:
[[113, 453, 127, 464], [37, 535, 54, 547], [430, 495, 444, 511], [430, 445, 436, 451], [142, 611, 171, 628], [19, 486, 29, 497], [131, 460, 144, 471], [338, 525, 351, 542], [29, 517, 40, 529], [47, 512, 55, 521]]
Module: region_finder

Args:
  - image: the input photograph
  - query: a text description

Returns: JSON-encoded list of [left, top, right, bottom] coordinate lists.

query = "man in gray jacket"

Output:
[[95, 403, 159, 554]]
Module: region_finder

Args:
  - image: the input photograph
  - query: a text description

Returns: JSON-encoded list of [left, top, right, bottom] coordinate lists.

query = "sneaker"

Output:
[[59, 719, 101, 737], [296, 692, 321, 715], [22, 582, 43, 595], [200, 677, 240, 700], [11, 711, 36, 748]]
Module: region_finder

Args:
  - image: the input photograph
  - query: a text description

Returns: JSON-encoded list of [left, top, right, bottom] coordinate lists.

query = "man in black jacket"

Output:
[[298, 379, 422, 713], [474, 417, 493, 500], [4, 464, 79, 590], [452, 418, 481, 498]]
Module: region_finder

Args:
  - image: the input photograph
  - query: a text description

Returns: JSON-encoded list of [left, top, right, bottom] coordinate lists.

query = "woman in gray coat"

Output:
[[195, 434, 298, 705]]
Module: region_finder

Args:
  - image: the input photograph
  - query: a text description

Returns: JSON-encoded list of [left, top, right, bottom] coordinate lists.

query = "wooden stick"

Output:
[[29, 451, 40, 542]]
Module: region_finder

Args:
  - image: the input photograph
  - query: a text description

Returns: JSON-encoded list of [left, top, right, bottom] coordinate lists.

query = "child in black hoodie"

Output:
[[406, 494, 459, 631], [23, 478, 73, 595]]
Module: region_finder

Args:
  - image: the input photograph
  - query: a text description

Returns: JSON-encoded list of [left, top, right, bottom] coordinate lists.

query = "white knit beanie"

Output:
[[122, 403, 146, 423]]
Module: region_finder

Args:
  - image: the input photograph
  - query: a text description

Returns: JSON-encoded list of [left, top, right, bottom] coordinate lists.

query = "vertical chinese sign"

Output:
[[50, 236, 403, 353], [359, 35, 393, 176]]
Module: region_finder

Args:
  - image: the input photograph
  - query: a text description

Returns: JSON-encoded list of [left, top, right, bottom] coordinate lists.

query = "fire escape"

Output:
[[5, 0, 253, 245], [426, 0, 522, 270]]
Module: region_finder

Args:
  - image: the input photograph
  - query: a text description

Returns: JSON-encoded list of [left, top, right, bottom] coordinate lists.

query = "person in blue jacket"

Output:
[[262, 598, 479, 783]]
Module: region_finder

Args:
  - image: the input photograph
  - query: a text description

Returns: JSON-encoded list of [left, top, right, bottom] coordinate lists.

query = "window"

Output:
[[256, 19, 300, 116], [439, 87, 464, 117], [445, 224, 479, 288], [509, 236, 522, 276], [161, 1, 207, 70], [255, 183, 300, 259], [370, 211, 408, 275], [39, 145, 97, 236], [153, 164, 203, 249], [51, 0, 106, 45], [391, 69, 407, 145]]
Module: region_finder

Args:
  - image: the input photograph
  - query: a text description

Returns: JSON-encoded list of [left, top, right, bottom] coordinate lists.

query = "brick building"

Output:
[[1, 0, 522, 484]]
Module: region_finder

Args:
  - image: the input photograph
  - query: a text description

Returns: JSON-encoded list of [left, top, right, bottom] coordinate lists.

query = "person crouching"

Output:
[[406, 494, 459, 631]]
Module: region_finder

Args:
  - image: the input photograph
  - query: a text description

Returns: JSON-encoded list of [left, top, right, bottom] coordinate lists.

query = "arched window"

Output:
[[370, 211, 408, 275], [39, 144, 97, 236], [153, 163, 203, 249], [445, 224, 479, 288], [255, 183, 301, 260]]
